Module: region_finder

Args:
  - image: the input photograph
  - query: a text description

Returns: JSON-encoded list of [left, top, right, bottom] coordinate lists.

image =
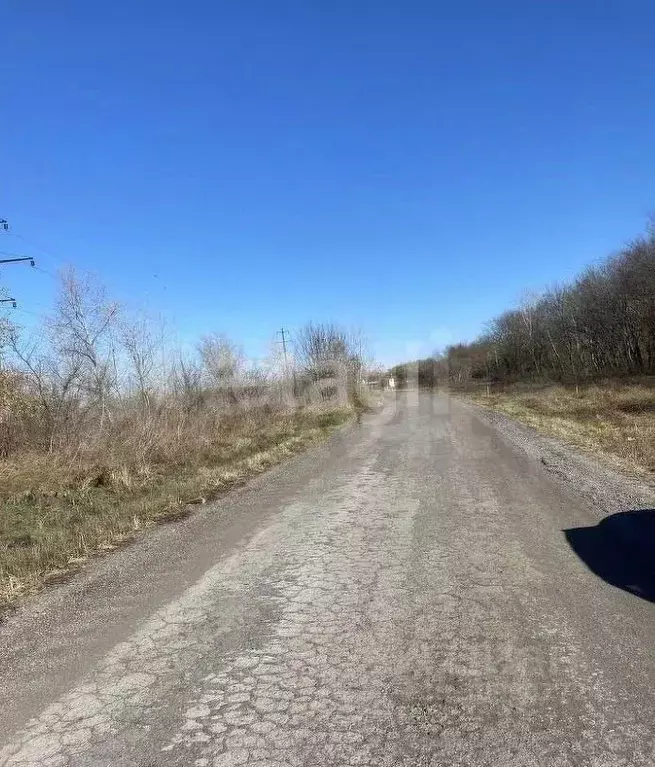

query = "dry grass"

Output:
[[0, 404, 352, 613], [468, 380, 655, 478]]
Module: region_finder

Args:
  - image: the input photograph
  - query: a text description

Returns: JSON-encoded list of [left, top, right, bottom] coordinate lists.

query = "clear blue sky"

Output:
[[2, 1, 655, 366]]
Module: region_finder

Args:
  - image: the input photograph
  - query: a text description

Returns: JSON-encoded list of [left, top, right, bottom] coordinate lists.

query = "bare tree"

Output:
[[120, 312, 165, 412], [50, 268, 120, 428]]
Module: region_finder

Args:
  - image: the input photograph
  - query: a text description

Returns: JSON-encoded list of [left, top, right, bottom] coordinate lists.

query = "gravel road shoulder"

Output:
[[464, 399, 655, 516]]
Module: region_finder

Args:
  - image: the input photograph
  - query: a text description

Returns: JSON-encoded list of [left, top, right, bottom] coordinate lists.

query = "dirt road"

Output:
[[1, 392, 654, 766]]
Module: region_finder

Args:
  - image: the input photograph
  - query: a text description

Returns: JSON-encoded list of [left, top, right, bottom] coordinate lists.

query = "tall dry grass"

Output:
[[0, 401, 352, 610], [470, 379, 655, 477], [0, 271, 367, 612]]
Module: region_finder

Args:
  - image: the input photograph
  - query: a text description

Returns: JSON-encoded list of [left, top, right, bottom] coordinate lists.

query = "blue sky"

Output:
[[2, 1, 655, 366]]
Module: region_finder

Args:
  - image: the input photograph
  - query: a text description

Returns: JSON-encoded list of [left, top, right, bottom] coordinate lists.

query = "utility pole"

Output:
[[277, 328, 290, 369], [0, 219, 38, 268], [277, 328, 297, 399]]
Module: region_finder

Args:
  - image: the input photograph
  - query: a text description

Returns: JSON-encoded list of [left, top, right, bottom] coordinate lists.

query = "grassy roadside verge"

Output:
[[0, 405, 353, 614], [463, 380, 655, 479]]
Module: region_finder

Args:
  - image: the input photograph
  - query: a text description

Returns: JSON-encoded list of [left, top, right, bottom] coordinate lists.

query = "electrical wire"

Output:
[[13, 307, 46, 319], [0, 222, 64, 318], [0, 249, 34, 259], [13, 233, 67, 266], [32, 264, 58, 280]]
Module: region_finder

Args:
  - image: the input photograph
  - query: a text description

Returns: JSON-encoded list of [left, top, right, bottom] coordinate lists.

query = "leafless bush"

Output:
[[294, 322, 364, 403], [198, 334, 244, 386]]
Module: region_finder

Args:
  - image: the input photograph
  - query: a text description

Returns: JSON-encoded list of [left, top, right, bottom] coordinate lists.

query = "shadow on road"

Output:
[[564, 509, 655, 604]]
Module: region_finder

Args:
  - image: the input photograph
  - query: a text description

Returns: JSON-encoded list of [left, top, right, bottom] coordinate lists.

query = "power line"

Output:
[[0, 219, 69, 351], [13, 306, 46, 320], [13, 232, 64, 263], [0, 218, 54, 318], [0, 221, 38, 274], [0, 253, 58, 279], [32, 264, 57, 279], [0, 219, 66, 270], [0, 251, 56, 279], [0, 249, 34, 258]]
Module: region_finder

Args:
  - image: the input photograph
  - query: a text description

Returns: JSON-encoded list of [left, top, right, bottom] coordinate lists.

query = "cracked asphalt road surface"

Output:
[[1, 392, 654, 766]]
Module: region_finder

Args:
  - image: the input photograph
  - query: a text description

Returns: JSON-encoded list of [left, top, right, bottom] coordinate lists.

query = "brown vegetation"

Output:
[[470, 381, 655, 479], [0, 404, 351, 610], [0, 271, 366, 612]]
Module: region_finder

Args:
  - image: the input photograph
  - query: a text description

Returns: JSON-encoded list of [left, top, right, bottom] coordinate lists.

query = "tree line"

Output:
[[392, 222, 655, 387]]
